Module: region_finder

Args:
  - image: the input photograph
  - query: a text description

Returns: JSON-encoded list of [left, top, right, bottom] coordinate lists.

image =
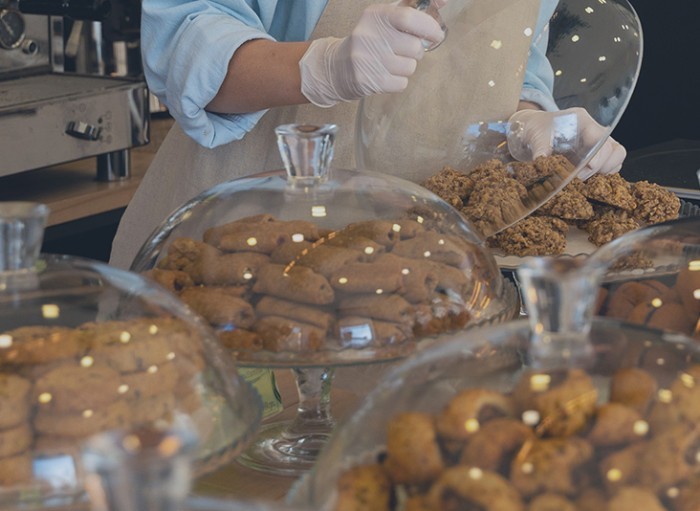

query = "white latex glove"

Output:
[[299, 3, 446, 108], [507, 107, 627, 180]]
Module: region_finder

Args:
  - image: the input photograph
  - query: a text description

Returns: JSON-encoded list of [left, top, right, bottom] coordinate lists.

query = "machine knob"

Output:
[[65, 120, 101, 141]]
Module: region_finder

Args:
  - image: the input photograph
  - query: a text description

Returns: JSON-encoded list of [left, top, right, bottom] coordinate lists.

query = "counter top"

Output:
[[0, 117, 174, 227], [193, 369, 362, 502]]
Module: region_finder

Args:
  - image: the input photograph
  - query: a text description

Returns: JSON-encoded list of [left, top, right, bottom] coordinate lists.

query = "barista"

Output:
[[110, 0, 625, 268]]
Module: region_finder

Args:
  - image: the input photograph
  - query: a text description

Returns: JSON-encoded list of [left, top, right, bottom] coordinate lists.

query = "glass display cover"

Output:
[[0, 202, 262, 506]]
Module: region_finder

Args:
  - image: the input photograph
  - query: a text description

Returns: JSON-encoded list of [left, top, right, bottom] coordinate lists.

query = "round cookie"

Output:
[[0, 453, 33, 486], [0, 423, 32, 458], [0, 326, 89, 365], [120, 361, 179, 400], [32, 363, 121, 414], [82, 320, 175, 372], [34, 400, 130, 437], [0, 373, 32, 429], [128, 393, 176, 425]]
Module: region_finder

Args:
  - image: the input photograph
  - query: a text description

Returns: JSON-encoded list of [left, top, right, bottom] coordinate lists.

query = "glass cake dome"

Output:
[[131, 124, 520, 367], [357, 0, 643, 238], [129, 123, 520, 476], [0, 202, 262, 506], [590, 214, 700, 340], [291, 245, 700, 511]]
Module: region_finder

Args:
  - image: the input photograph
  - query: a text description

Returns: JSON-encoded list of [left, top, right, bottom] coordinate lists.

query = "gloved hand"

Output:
[[507, 107, 627, 180], [299, 3, 446, 108]]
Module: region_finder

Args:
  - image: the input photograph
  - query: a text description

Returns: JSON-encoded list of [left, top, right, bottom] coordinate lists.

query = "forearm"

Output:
[[206, 39, 312, 114], [517, 100, 543, 111]]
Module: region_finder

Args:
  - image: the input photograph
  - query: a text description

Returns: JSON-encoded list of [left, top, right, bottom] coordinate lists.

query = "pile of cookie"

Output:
[[423, 156, 681, 257], [0, 317, 203, 486], [334, 365, 700, 511], [149, 215, 499, 360]]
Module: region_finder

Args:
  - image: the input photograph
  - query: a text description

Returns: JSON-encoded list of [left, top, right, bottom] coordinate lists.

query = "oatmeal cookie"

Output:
[[83, 319, 176, 373], [509, 161, 542, 187], [582, 174, 636, 211], [537, 183, 594, 220], [488, 216, 568, 257], [422, 166, 474, 208], [0, 423, 32, 458], [32, 363, 121, 414], [468, 158, 511, 183], [462, 179, 529, 235], [533, 154, 575, 180], [0, 373, 31, 429], [0, 453, 33, 486], [630, 180, 681, 224], [34, 399, 130, 438], [584, 209, 640, 247], [0, 326, 89, 365]]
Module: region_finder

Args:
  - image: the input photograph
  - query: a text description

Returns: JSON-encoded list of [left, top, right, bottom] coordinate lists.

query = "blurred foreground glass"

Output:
[[291, 245, 699, 511], [0, 201, 262, 507]]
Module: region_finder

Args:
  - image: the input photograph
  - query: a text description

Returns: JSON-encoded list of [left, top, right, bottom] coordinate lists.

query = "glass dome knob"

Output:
[[0, 202, 48, 272], [275, 124, 337, 186], [517, 257, 607, 369]]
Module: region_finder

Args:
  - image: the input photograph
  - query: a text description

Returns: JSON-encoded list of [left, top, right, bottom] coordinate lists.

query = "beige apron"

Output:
[[110, 0, 540, 269]]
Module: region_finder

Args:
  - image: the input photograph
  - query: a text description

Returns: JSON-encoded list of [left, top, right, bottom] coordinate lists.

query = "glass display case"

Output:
[[130, 123, 521, 475], [291, 248, 699, 511], [590, 215, 700, 340], [0, 202, 262, 506]]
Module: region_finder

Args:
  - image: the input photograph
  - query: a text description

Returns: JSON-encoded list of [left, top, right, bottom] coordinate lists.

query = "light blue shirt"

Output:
[[142, 1, 559, 148]]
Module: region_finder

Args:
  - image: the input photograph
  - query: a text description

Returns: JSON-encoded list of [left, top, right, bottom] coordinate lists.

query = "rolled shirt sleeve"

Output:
[[521, 0, 559, 112], [142, 1, 283, 148]]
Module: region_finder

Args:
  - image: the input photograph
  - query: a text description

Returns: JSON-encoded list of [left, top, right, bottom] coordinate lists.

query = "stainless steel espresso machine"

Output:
[[0, 0, 149, 181]]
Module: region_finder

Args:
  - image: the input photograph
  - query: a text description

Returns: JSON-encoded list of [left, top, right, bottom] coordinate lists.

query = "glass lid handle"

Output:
[[275, 124, 337, 186], [516, 257, 606, 369], [82, 427, 198, 511], [400, 0, 447, 51], [0, 202, 48, 272]]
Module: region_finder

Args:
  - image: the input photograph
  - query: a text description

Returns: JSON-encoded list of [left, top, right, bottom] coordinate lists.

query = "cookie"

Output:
[[34, 400, 130, 437], [0, 373, 32, 429], [120, 362, 179, 400], [0, 453, 33, 486], [33, 364, 121, 414], [128, 393, 176, 425], [0, 326, 89, 365], [83, 319, 175, 372], [0, 423, 32, 458]]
